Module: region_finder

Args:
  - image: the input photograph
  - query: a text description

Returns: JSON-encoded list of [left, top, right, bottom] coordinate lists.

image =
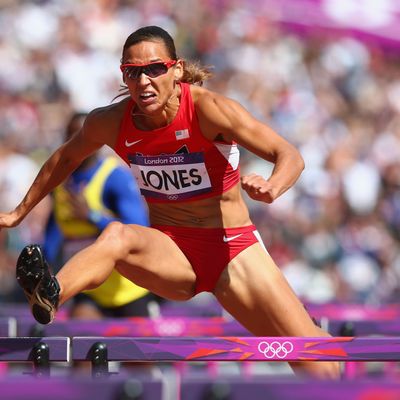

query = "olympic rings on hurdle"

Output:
[[257, 340, 294, 359]]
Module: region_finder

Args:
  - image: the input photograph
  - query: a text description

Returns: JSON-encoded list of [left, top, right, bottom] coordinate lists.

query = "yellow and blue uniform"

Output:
[[44, 156, 151, 311]]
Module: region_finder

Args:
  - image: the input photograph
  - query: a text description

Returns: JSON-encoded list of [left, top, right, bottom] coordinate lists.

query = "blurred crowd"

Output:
[[1, 0, 400, 305]]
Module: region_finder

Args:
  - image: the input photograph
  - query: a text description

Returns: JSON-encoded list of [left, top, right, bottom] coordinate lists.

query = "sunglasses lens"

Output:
[[124, 66, 141, 79], [145, 63, 168, 78], [122, 62, 173, 79]]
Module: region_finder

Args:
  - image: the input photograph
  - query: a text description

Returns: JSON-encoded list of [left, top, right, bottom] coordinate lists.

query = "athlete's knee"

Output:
[[98, 221, 128, 242], [97, 221, 141, 256], [174, 284, 197, 301]]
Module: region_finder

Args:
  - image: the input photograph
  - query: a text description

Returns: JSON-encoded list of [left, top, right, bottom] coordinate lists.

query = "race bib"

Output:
[[129, 152, 212, 201]]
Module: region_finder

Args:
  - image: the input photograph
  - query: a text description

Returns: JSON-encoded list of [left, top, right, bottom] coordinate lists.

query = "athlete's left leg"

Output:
[[213, 243, 341, 380]]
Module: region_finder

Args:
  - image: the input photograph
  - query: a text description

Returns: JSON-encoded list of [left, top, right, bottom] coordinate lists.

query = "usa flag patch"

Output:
[[175, 129, 190, 140]]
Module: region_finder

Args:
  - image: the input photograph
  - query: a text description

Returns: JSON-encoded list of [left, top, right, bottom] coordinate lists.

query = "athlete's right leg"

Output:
[[17, 222, 197, 323], [57, 222, 197, 303]]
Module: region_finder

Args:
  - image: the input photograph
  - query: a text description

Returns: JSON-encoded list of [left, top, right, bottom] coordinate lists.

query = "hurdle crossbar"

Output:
[[72, 336, 400, 362], [0, 337, 70, 362], [18, 317, 400, 338], [328, 319, 400, 336], [17, 317, 251, 338], [0, 337, 70, 377]]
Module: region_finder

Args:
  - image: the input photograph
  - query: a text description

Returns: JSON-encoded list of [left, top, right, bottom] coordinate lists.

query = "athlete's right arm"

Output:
[[0, 109, 109, 229]]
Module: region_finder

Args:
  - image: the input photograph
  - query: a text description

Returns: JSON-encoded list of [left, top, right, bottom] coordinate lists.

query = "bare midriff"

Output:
[[148, 183, 252, 228]]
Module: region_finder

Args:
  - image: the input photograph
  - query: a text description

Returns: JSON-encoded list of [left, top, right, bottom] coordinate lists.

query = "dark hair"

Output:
[[122, 26, 178, 62], [118, 25, 212, 93]]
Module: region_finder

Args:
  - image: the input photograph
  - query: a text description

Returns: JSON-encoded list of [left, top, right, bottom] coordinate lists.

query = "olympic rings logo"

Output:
[[257, 340, 294, 359], [167, 195, 179, 200]]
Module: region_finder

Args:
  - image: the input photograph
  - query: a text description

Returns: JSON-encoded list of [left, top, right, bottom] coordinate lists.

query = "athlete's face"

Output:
[[122, 40, 183, 117]]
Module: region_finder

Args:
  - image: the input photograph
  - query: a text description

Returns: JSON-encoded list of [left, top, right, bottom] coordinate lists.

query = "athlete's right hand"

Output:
[[0, 211, 23, 230]]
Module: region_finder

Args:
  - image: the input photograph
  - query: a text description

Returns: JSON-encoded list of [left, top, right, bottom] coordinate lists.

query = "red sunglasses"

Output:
[[120, 60, 177, 79]]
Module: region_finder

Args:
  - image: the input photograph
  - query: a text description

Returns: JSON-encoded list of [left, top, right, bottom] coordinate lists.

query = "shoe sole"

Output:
[[16, 246, 44, 292], [16, 245, 55, 324], [30, 290, 55, 325]]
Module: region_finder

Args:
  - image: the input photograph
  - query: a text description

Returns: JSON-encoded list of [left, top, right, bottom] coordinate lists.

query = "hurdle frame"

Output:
[[0, 337, 70, 377], [70, 336, 400, 379]]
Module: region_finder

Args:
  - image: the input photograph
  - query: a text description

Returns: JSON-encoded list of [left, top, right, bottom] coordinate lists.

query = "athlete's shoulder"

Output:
[[83, 98, 130, 146], [189, 85, 248, 138], [189, 84, 225, 105], [86, 99, 128, 126], [190, 85, 241, 117]]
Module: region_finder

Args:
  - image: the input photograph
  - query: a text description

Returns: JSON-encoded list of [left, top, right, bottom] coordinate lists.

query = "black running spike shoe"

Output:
[[16, 244, 60, 324]]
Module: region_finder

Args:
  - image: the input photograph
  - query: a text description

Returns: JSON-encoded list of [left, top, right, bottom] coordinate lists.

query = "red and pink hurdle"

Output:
[[2, 336, 400, 375], [71, 336, 400, 363], [68, 335, 400, 379]]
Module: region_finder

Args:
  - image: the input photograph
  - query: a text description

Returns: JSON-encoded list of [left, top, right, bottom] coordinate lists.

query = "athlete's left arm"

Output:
[[195, 89, 305, 203]]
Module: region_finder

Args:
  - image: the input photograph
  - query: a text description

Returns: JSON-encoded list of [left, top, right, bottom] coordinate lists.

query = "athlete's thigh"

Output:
[[213, 243, 322, 337], [115, 225, 197, 300]]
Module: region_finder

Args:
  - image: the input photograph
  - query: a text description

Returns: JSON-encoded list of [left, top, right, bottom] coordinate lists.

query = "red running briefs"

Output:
[[153, 224, 268, 293]]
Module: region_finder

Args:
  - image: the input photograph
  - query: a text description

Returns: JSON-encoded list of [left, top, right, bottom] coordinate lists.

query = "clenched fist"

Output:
[[241, 173, 276, 204]]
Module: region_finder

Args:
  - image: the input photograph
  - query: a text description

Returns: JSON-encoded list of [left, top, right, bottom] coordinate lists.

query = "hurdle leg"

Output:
[[30, 342, 50, 378], [0, 337, 69, 378], [88, 342, 109, 379]]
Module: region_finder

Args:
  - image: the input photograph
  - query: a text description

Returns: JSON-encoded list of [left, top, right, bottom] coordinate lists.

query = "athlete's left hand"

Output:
[[241, 174, 276, 203], [0, 211, 23, 230]]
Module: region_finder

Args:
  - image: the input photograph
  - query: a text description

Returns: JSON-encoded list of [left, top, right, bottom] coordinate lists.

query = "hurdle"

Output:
[[17, 317, 251, 338], [71, 336, 400, 378], [160, 300, 400, 320], [306, 303, 400, 321], [0, 337, 70, 377], [18, 316, 400, 338], [0, 303, 36, 318], [329, 319, 400, 336], [16, 316, 400, 342], [0, 303, 68, 320]]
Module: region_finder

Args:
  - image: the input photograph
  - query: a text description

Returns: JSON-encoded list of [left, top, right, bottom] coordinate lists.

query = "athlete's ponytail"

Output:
[[180, 60, 213, 86]]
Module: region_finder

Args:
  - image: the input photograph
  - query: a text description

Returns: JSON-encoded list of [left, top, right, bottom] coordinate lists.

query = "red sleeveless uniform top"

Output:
[[114, 82, 240, 203]]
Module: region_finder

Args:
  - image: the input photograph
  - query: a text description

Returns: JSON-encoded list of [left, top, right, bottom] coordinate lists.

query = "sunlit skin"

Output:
[[0, 38, 340, 379]]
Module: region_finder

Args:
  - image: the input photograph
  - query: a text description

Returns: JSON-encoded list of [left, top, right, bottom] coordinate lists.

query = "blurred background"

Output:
[[1, 0, 400, 306]]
